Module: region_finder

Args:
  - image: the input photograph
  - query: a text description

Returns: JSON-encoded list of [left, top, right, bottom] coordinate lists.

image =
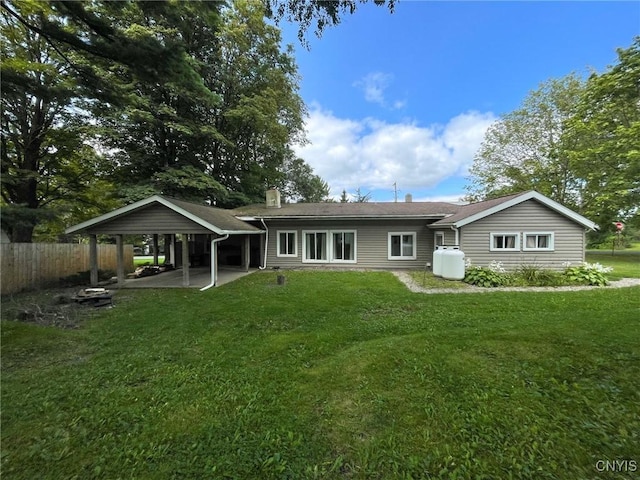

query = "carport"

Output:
[[65, 195, 264, 289]]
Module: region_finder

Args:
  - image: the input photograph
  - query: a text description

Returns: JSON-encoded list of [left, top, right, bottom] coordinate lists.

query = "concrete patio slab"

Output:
[[119, 267, 256, 289]]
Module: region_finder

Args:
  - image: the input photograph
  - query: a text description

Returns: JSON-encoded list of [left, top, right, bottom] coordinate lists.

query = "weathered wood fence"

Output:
[[1, 243, 133, 295]]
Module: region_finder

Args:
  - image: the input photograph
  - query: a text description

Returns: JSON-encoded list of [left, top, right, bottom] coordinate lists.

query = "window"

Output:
[[332, 231, 356, 263], [434, 231, 445, 247], [277, 231, 297, 257], [302, 230, 357, 263], [490, 233, 520, 251], [303, 231, 328, 262], [523, 232, 554, 251], [388, 232, 417, 260]]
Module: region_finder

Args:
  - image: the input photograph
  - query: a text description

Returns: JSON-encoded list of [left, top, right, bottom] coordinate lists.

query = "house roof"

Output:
[[430, 190, 598, 230], [65, 190, 598, 236], [65, 195, 263, 235], [232, 201, 461, 219]]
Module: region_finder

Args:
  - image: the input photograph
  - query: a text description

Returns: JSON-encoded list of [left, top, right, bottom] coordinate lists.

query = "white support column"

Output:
[[182, 234, 190, 287], [89, 234, 98, 286], [116, 234, 125, 286]]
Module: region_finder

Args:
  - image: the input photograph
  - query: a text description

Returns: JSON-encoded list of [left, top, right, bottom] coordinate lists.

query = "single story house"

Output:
[[65, 189, 598, 288]]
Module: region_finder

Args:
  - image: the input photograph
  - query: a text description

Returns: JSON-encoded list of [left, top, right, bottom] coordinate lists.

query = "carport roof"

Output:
[[66, 195, 263, 235]]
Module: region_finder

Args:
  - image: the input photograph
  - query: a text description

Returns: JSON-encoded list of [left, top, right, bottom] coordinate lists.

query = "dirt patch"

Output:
[[1, 288, 115, 329]]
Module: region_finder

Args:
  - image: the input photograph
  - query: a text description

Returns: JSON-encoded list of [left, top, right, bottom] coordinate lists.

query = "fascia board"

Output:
[[245, 215, 448, 221]]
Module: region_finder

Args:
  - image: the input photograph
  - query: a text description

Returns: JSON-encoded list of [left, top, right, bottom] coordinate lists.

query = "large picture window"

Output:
[[388, 232, 417, 260], [303, 230, 357, 263], [523, 232, 554, 251], [277, 231, 297, 257], [490, 233, 520, 251]]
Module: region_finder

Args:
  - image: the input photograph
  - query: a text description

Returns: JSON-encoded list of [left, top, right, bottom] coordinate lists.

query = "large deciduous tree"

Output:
[[466, 74, 586, 208], [466, 38, 640, 245], [561, 37, 640, 242], [0, 3, 115, 242]]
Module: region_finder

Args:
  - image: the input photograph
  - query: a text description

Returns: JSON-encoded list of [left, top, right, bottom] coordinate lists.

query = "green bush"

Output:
[[464, 266, 509, 287], [563, 262, 612, 286]]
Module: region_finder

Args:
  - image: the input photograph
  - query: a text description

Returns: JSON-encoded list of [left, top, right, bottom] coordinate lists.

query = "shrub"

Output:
[[515, 264, 564, 287], [563, 262, 612, 286], [464, 266, 509, 287]]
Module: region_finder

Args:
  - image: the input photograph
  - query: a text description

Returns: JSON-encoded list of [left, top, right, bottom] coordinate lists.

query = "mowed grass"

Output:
[[2, 271, 639, 479], [586, 250, 640, 279]]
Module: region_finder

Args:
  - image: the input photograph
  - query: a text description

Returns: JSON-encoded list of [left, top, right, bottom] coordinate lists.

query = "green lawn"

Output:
[[2, 271, 639, 479], [586, 250, 640, 279]]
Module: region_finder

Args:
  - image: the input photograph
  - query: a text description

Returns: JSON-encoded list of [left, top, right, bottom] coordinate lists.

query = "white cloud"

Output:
[[293, 106, 496, 198], [353, 72, 406, 110], [354, 72, 392, 105]]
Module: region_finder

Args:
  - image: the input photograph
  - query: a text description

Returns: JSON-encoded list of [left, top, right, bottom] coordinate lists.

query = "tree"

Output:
[[466, 39, 640, 246], [466, 74, 586, 208], [0, 0, 213, 241], [561, 37, 640, 243], [265, 0, 395, 44], [279, 157, 330, 202], [201, 0, 309, 206], [354, 188, 372, 202], [1, 4, 115, 242], [94, 0, 226, 205]]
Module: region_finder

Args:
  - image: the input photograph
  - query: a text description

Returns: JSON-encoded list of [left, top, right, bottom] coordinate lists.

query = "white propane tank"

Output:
[[433, 246, 446, 277], [442, 247, 465, 280]]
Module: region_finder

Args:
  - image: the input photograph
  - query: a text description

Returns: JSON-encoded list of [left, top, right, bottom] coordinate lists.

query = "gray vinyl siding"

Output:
[[87, 204, 213, 235], [459, 200, 586, 270], [265, 219, 435, 269]]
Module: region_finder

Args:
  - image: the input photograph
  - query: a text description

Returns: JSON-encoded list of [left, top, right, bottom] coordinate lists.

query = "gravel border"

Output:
[[393, 271, 640, 294]]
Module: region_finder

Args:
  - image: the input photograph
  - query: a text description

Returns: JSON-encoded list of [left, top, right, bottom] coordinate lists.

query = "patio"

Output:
[[120, 267, 257, 289]]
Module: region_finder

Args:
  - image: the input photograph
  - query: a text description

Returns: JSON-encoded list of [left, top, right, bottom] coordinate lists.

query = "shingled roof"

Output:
[[66, 195, 263, 235], [430, 190, 598, 230], [232, 201, 462, 219]]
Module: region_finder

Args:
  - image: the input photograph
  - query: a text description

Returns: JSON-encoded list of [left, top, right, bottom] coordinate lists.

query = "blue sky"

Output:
[[278, 1, 639, 202]]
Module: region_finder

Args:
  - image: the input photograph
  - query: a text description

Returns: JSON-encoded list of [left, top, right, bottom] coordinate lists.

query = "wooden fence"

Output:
[[1, 243, 133, 295]]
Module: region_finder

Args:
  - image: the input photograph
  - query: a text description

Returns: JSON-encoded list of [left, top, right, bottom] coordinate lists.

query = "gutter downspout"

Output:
[[200, 234, 229, 291], [450, 225, 460, 246], [258, 218, 268, 270]]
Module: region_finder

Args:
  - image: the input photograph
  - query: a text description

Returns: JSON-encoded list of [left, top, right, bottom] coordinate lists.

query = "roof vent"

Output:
[[405, 193, 413, 203], [266, 188, 281, 208]]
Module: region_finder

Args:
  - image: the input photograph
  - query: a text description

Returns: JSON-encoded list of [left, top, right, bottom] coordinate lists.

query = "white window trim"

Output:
[[434, 231, 445, 247], [330, 230, 357, 264], [276, 230, 297, 257], [302, 230, 328, 263], [302, 230, 358, 263], [490, 232, 520, 252], [523, 232, 555, 251], [388, 232, 417, 260]]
